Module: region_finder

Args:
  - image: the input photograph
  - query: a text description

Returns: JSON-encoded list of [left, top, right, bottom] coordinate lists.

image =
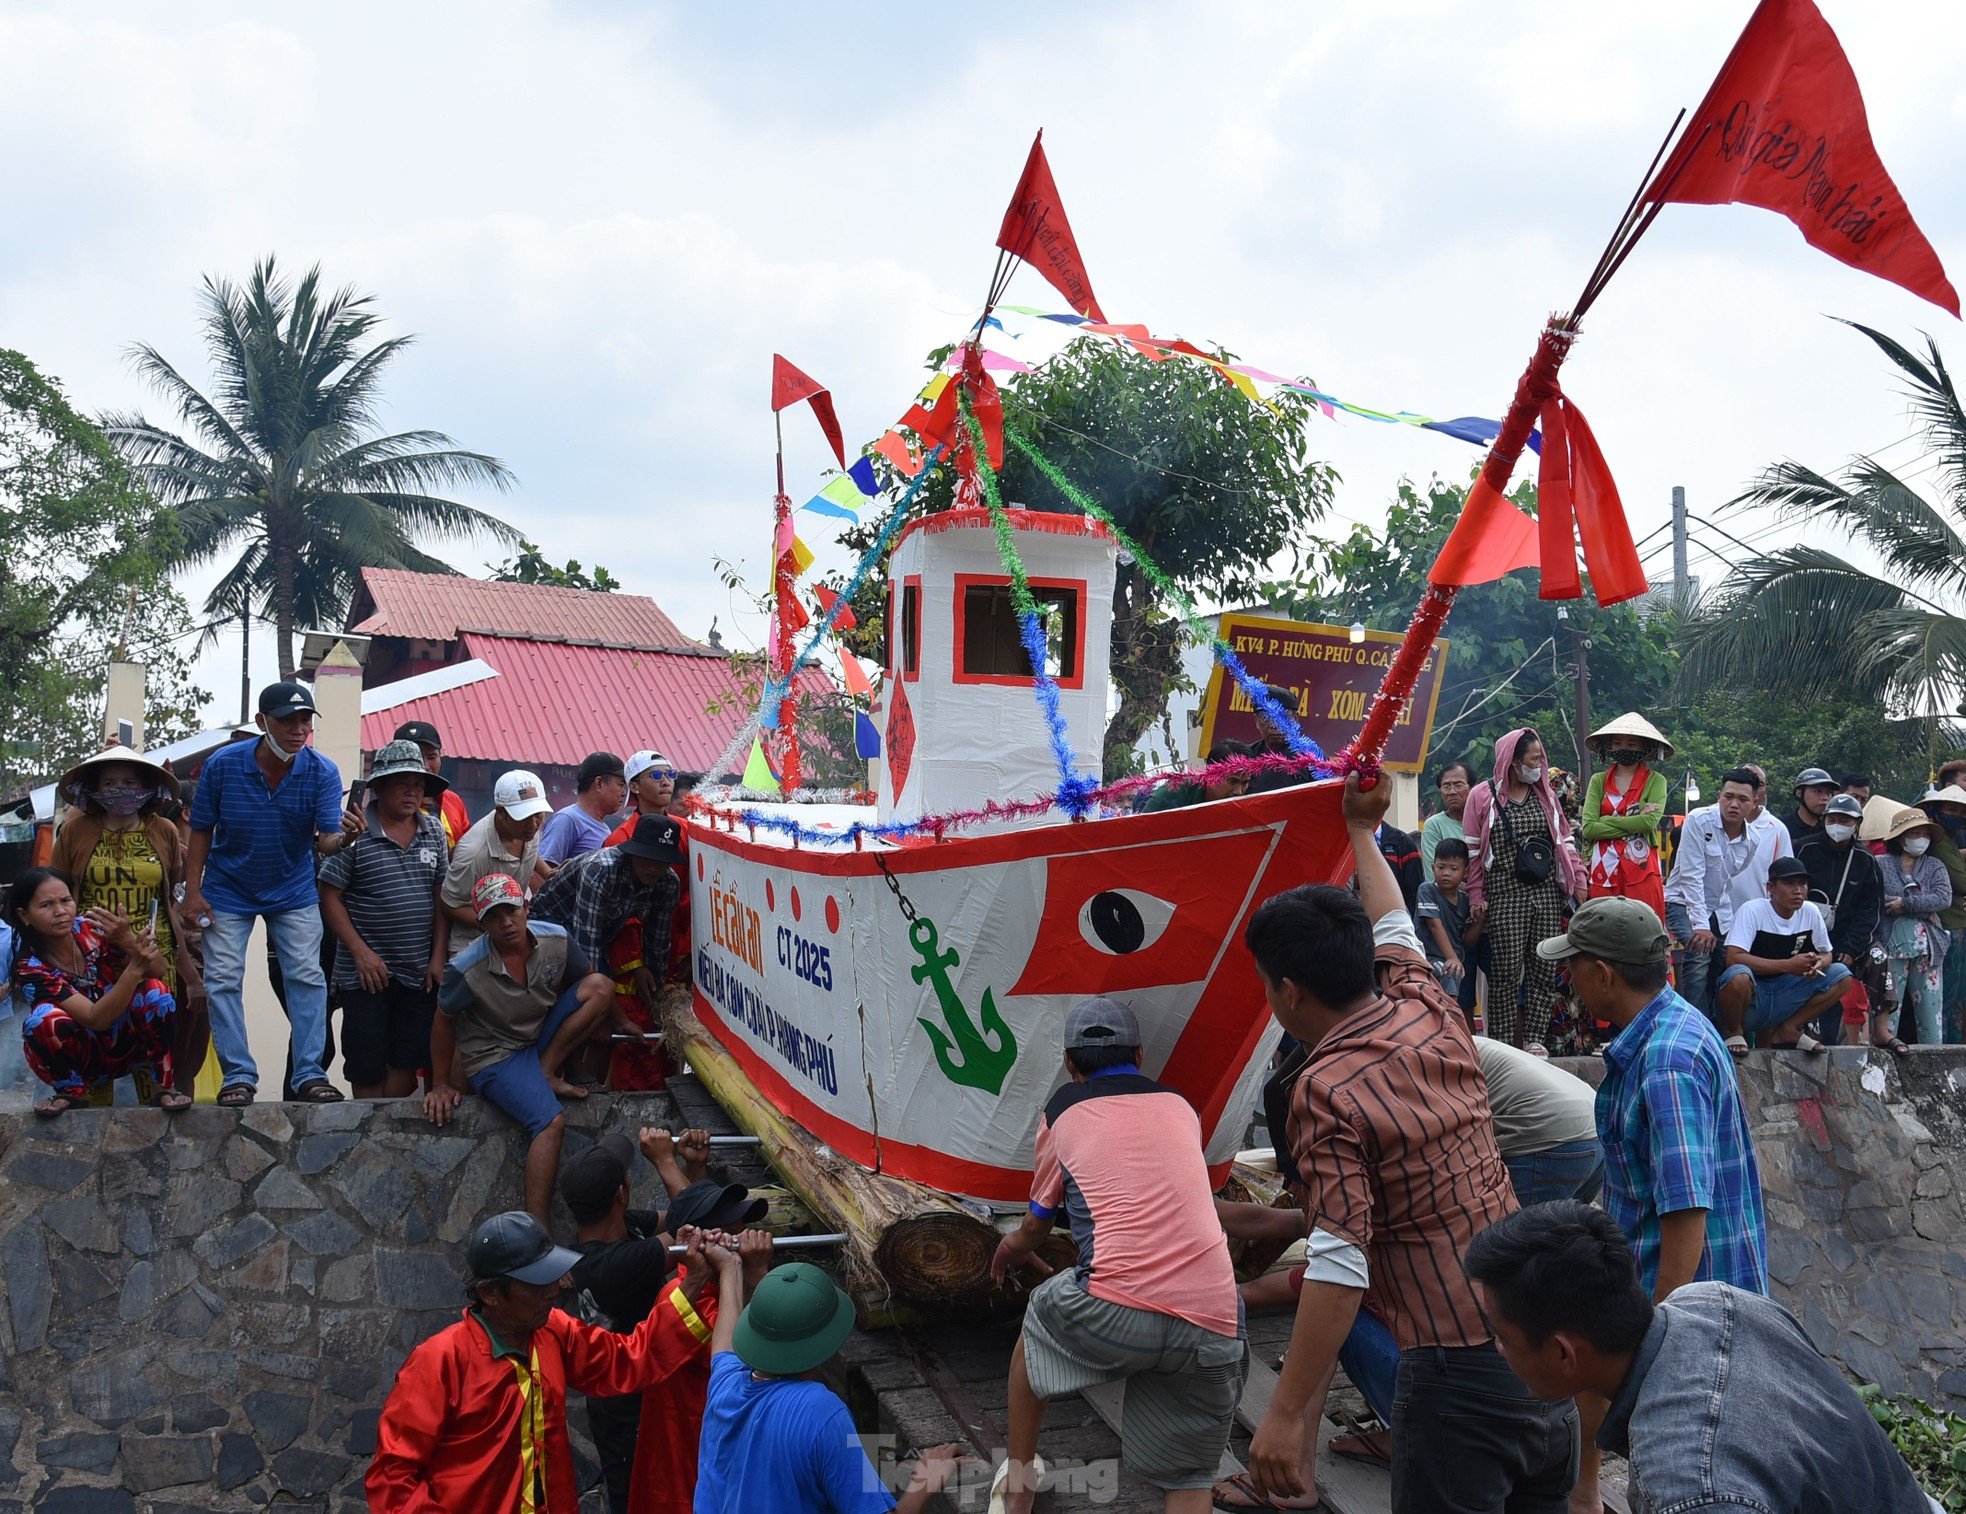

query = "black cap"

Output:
[[466, 1211, 583, 1285], [557, 1132, 636, 1221], [578, 752, 626, 788], [258, 681, 318, 717], [393, 720, 442, 751], [619, 814, 686, 865], [663, 1180, 768, 1234], [1767, 855, 1810, 882]]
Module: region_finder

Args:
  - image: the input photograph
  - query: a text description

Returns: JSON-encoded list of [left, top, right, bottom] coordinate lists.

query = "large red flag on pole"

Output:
[[997, 130, 1107, 322], [770, 355, 848, 469], [1645, 0, 1958, 316]]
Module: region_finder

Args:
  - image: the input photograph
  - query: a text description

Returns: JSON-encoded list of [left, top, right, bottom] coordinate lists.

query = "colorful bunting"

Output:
[[846, 455, 879, 496], [789, 534, 814, 576], [814, 584, 858, 631], [854, 711, 881, 759], [837, 643, 874, 697], [741, 738, 781, 794]]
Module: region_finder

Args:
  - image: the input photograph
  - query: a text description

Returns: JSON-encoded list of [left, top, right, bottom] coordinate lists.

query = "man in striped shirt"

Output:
[[1240, 773, 1575, 1513]]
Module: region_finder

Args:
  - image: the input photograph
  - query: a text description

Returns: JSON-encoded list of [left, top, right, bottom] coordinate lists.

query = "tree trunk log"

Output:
[[659, 988, 1067, 1312]]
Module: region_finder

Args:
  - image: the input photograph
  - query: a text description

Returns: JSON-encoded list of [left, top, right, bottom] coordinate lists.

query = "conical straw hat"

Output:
[[1586, 711, 1674, 759]]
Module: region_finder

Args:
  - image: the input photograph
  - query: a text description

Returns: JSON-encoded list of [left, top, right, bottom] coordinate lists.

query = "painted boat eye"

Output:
[[1079, 889, 1175, 955]]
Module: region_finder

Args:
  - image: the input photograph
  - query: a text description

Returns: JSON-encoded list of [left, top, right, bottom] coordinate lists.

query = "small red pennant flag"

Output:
[[1646, 0, 1957, 316], [814, 584, 858, 631], [1428, 476, 1540, 589], [996, 130, 1106, 322], [771, 355, 848, 469]]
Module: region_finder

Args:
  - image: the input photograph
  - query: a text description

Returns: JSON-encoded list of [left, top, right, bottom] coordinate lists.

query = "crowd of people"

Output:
[[0, 685, 1948, 1510]]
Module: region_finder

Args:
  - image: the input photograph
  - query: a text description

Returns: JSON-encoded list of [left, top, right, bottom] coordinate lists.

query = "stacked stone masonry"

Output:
[[0, 1051, 1963, 1508]]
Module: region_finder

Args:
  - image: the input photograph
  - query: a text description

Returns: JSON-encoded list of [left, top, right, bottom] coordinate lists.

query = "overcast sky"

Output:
[[4, 0, 1962, 719]]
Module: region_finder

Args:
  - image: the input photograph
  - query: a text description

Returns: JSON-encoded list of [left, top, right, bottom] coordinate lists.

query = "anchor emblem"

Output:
[[907, 916, 1017, 1095]]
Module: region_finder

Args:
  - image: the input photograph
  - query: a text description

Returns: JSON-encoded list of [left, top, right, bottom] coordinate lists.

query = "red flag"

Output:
[[1429, 477, 1540, 589], [1536, 397, 1648, 606], [770, 355, 848, 468], [813, 584, 858, 632], [1646, 0, 1957, 316], [996, 130, 1107, 322]]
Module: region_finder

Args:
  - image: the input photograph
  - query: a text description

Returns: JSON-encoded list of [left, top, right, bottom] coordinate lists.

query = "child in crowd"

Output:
[[1417, 837, 1477, 999]]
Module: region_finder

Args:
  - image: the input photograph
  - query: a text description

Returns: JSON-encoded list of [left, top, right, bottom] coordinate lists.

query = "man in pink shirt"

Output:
[[991, 998, 1245, 1513]]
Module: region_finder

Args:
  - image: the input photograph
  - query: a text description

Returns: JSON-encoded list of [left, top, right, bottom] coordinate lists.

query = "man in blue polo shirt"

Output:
[[183, 681, 361, 1105]]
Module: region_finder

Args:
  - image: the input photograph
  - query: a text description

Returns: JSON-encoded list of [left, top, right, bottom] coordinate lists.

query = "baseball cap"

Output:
[[1767, 855, 1811, 882], [472, 872, 526, 919], [494, 769, 553, 821], [1824, 794, 1864, 821], [619, 814, 686, 864], [467, 1210, 583, 1286], [626, 749, 676, 784], [558, 1131, 636, 1221], [1535, 897, 1670, 965], [731, 1262, 857, 1376], [663, 1179, 769, 1234], [258, 681, 317, 717], [393, 720, 443, 751], [578, 752, 627, 788], [1063, 996, 1141, 1050]]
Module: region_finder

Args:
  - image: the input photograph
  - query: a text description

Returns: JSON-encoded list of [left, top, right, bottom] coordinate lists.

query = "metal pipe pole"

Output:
[[666, 1231, 847, 1256]]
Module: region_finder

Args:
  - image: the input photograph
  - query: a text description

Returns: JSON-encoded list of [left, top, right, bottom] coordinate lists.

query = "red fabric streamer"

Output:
[[813, 584, 857, 631], [1536, 395, 1648, 605], [997, 129, 1107, 322], [1429, 476, 1540, 588], [1647, 0, 1957, 316], [770, 354, 848, 469], [960, 345, 1005, 470]]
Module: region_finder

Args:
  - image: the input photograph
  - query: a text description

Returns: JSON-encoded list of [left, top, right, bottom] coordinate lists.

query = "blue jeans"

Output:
[[1665, 902, 1719, 1015], [1505, 1138, 1604, 1207], [1340, 1309, 1401, 1425], [1718, 961, 1853, 1033], [202, 907, 329, 1091], [469, 982, 585, 1137]]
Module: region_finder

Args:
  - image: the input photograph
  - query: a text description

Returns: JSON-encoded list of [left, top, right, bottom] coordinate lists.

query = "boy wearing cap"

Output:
[[695, 1248, 963, 1513], [443, 769, 552, 958], [989, 997, 1246, 1513], [393, 719, 471, 847], [368, 1209, 719, 1514], [428, 875, 615, 1221], [317, 740, 450, 1100], [183, 680, 363, 1105], [606, 750, 693, 986], [529, 816, 686, 1088], [562, 1130, 767, 1514], [539, 752, 629, 868], [1715, 857, 1853, 1055]]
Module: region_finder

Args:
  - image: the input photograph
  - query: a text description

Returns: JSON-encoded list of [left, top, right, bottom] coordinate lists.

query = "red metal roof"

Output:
[[358, 633, 832, 774], [348, 568, 696, 651]]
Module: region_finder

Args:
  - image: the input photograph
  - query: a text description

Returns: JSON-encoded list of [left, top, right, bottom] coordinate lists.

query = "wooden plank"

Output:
[[1234, 1355, 1390, 1512]]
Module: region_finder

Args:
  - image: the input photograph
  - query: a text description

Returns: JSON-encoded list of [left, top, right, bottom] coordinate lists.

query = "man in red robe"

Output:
[[367, 1210, 716, 1512]]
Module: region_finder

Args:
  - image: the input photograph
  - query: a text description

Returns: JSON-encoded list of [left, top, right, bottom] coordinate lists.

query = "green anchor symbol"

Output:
[[908, 916, 1017, 1095]]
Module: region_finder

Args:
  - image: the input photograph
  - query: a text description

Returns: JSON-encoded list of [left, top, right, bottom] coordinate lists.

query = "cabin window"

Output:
[[900, 578, 921, 680], [954, 576, 1084, 687]]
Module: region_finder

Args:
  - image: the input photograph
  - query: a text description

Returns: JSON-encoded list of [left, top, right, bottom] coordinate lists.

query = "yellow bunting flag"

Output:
[[789, 535, 815, 576]]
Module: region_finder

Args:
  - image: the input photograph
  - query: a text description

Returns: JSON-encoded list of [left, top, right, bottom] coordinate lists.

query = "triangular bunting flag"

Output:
[[814, 584, 859, 631], [788, 535, 814, 576], [742, 738, 781, 794], [854, 710, 881, 759], [837, 643, 873, 698]]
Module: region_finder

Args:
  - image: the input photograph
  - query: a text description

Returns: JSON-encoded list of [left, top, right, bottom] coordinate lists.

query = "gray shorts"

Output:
[[1019, 1270, 1246, 1489]]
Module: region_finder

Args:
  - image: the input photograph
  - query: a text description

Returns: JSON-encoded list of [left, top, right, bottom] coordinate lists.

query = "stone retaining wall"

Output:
[[0, 1093, 681, 1512], [1, 1050, 1962, 1509]]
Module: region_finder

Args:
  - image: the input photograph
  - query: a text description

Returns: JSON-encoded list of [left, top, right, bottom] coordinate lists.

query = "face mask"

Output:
[[1824, 822, 1857, 844], [262, 732, 300, 764], [1904, 835, 1932, 857], [1515, 764, 1544, 785], [96, 785, 151, 817], [1607, 748, 1644, 766]]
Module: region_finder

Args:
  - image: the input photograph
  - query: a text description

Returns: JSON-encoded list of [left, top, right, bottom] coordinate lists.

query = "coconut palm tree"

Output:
[[1683, 322, 1966, 720], [105, 258, 521, 677]]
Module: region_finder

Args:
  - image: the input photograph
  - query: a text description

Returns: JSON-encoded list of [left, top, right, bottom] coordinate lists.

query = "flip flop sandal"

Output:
[[1212, 1472, 1301, 1510], [1328, 1431, 1393, 1466], [154, 1088, 194, 1113], [1793, 1032, 1827, 1055], [295, 1080, 345, 1103], [1877, 1037, 1910, 1058], [33, 1093, 82, 1119], [987, 1453, 1046, 1514], [1723, 1034, 1751, 1061], [216, 1084, 256, 1107]]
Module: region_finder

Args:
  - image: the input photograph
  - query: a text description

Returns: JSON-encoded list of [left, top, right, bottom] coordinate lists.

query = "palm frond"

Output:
[[1837, 318, 1966, 507], [1730, 458, 1966, 598]]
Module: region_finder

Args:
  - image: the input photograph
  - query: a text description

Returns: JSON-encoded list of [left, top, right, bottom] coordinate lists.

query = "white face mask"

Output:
[[1903, 835, 1932, 857], [1824, 822, 1857, 844], [1515, 764, 1544, 785]]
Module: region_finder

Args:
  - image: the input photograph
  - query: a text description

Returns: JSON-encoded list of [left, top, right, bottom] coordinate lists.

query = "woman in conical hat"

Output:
[[1579, 712, 1674, 925]]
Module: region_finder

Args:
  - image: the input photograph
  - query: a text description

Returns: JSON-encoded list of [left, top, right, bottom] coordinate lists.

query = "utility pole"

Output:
[[240, 606, 251, 726], [1561, 607, 1593, 780], [1671, 485, 1690, 610]]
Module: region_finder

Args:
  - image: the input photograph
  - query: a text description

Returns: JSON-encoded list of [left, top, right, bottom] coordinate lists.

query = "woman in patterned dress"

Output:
[[6, 867, 181, 1117], [51, 747, 208, 1103], [1462, 728, 1586, 1055]]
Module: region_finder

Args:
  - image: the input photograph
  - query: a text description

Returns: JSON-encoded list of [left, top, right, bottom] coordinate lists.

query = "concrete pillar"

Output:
[[313, 640, 365, 796], [1391, 770, 1421, 834], [104, 660, 146, 749]]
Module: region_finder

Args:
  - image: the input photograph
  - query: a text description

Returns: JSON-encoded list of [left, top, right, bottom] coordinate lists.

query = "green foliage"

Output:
[[105, 257, 522, 677], [1684, 322, 1966, 719], [1273, 471, 1944, 805], [0, 349, 209, 793], [489, 540, 619, 592], [836, 340, 1336, 774], [1859, 1386, 1965, 1509]]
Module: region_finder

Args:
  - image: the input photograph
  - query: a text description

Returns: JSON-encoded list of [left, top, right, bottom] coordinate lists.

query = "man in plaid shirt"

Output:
[[1537, 895, 1767, 1514], [528, 816, 685, 1083]]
